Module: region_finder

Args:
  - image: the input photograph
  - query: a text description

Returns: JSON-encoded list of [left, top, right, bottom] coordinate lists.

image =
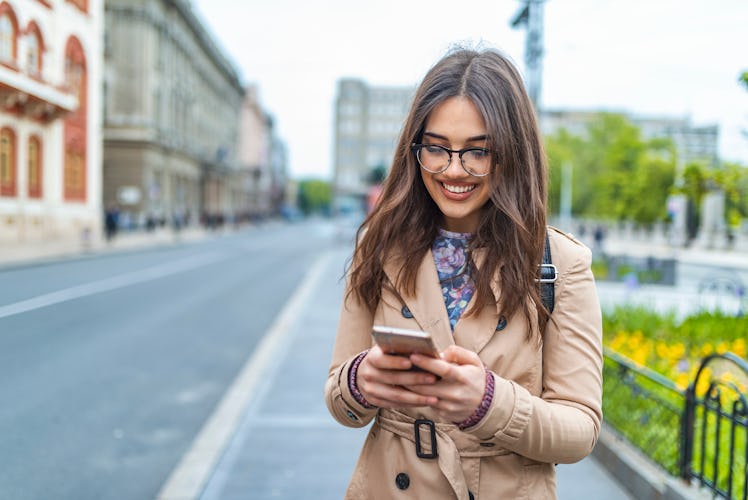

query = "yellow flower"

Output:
[[669, 343, 686, 360], [656, 341, 670, 359], [675, 373, 690, 391], [632, 347, 649, 366], [731, 338, 746, 358], [700, 343, 714, 356], [609, 332, 627, 352]]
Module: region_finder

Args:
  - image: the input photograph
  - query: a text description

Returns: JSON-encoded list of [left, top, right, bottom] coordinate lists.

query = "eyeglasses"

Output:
[[411, 143, 492, 177]]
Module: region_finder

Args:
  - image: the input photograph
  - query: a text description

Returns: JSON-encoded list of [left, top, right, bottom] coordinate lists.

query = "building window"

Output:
[[66, 0, 88, 13], [0, 3, 17, 64], [1, 127, 16, 197], [25, 23, 43, 76], [63, 36, 87, 202], [64, 150, 83, 198], [28, 136, 42, 198]]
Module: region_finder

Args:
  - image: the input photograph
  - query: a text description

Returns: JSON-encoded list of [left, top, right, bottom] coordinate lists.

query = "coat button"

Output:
[[495, 315, 507, 331], [401, 305, 414, 318], [395, 472, 410, 490], [468, 491, 475, 500], [346, 410, 359, 421]]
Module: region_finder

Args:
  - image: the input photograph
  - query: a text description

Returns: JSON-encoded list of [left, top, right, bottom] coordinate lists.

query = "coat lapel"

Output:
[[383, 250, 453, 352], [453, 247, 501, 354]]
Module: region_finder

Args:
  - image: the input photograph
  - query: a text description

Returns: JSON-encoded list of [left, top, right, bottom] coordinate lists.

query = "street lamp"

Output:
[[510, 0, 546, 112]]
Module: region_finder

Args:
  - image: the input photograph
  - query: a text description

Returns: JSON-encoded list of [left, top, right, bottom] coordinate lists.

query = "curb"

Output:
[[592, 425, 712, 500]]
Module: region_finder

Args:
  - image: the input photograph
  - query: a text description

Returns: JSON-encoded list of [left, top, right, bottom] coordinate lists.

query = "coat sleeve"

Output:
[[466, 236, 603, 464], [324, 274, 379, 428]]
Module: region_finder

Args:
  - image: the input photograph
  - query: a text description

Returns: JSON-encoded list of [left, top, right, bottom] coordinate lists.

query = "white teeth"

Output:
[[442, 183, 475, 194]]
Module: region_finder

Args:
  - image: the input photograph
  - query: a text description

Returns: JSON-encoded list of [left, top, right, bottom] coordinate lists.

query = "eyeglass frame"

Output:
[[410, 143, 493, 177]]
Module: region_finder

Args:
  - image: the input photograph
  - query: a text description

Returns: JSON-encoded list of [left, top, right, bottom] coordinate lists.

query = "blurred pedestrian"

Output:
[[104, 204, 119, 242], [324, 47, 603, 499], [593, 224, 605, 254]]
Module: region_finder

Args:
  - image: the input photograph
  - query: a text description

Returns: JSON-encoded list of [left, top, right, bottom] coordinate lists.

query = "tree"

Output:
[[740, 70, 748, 91], [297, 179, 332, 215], [711, 161, 748, 229], [676, 162, 708, 240], [544, 113, 676, 225]]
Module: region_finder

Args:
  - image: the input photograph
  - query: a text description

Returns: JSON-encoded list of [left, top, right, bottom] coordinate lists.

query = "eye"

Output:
[[465, 148, 490, 158], [424, 144, 446, 154]]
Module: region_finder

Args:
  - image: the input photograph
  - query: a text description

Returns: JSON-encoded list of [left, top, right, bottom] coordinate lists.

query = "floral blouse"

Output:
[[432, 228, 475, 331]]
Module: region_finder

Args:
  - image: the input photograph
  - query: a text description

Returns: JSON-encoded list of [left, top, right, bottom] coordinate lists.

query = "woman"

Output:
[[324, 47, 602, 499]]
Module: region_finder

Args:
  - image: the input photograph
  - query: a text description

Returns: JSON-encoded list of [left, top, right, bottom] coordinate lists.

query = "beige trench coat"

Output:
[[324, 227, 603, 499]]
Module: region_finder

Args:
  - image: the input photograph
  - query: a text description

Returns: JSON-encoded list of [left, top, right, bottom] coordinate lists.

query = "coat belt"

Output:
[[376, 409, 510, 499]]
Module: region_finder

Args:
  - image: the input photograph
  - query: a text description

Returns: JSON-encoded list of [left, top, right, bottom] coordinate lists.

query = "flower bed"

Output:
[[602, 306, 747, 497]]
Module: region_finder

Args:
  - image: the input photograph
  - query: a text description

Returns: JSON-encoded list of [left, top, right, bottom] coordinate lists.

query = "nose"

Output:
[[443, 151, 466, 177]]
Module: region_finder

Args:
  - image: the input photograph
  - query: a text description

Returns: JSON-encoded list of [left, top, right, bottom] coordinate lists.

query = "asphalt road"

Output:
[[0, 222, 334, 500]]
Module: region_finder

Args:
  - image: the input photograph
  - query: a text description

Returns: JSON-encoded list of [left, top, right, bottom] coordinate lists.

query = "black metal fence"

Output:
[[603, 349, 748, 499]]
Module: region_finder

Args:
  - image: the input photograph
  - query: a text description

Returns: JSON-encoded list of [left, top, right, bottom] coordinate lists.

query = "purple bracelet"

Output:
[[456, 367, 494, 430], [348, 350, 377, 409]]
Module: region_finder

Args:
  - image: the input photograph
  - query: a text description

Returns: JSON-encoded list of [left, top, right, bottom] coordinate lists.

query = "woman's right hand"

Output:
[[356, 345, 439, 408]]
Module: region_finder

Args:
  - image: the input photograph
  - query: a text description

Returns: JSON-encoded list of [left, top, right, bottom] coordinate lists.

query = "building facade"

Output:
[[238, 85, 287, 220], [103, 0, 244, 229], [333, 78, 413, 210], [0, 0, 102, 245]]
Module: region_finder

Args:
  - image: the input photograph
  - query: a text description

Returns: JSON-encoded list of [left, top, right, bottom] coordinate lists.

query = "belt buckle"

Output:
[[414, 419, 438, 459]]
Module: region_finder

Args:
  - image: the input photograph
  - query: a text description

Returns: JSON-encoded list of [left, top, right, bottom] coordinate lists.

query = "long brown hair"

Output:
[[348, 47, 549, 338]]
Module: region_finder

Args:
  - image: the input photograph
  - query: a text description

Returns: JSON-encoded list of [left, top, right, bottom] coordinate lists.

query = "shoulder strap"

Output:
[[539, 231, 557, 313]]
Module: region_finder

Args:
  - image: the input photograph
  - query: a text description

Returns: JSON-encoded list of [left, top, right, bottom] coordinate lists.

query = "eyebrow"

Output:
[[423, 131, 488, 143]]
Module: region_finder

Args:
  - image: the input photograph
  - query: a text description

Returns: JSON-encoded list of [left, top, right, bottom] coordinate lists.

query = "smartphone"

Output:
[[371, 325, 440, 358]]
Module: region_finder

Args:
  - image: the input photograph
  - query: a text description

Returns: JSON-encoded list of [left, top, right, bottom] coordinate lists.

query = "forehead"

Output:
[[424, 96, 486, 140]]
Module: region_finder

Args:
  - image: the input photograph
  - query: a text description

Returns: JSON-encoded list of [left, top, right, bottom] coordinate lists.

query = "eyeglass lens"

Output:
[[416, 145, 490, 176]]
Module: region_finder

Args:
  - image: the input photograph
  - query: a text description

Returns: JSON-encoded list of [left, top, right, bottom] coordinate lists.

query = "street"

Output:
[[0, 222, 333, 500]]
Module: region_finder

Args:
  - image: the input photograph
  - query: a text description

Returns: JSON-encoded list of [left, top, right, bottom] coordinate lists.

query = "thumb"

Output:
[[442, 345, 482, 366]]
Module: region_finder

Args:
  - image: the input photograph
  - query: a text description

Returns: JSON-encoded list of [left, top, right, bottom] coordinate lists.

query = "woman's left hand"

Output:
[[405, 345, 487, 423]]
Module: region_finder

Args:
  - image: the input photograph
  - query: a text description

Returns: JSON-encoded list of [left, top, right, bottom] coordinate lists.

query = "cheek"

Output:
[[420, 171, 439, 198]]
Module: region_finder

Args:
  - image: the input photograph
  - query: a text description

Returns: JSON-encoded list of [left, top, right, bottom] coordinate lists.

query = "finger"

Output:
[[441, 345, 483, 366], [366, 347, 413, 371], [359, 365, 437, 393], [409, 354, 459, 380], [365, 383, 438, 407], [375, 370, 438, 387]]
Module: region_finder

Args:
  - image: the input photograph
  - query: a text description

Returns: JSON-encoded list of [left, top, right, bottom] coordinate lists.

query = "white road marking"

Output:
[[0, 252, 228, 319], [155, 251, 330, 500]]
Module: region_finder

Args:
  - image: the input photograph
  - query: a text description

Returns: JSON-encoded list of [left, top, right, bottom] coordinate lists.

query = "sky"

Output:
[[191, 0, 748, 180]]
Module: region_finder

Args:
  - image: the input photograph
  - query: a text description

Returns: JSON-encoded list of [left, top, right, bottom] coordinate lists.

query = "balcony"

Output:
[[0, 64, 77, 121]]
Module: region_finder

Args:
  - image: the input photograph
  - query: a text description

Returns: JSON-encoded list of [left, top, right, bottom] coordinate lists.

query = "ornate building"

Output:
[[0, 0, 102, 244], [103, 0, 244, 229]]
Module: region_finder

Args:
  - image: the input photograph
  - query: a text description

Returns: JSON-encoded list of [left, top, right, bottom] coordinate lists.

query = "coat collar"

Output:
[[383, 246, 501, 354], [454, 247, 502, 354]]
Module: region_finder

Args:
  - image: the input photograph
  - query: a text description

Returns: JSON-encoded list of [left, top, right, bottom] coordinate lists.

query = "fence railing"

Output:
[[603, 349, 748, 499]]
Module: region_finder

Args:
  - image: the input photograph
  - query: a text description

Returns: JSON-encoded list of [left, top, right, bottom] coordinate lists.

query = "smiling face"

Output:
[[419, 96, 492, 233]]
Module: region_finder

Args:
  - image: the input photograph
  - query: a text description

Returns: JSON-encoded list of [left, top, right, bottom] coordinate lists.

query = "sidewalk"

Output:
[[577, 231, 748, 271], [158, 243, 634, 500], [0, 226, 211, 269]]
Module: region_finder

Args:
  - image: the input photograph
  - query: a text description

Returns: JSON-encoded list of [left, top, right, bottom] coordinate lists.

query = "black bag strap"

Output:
[[539, 231, 557, 314]]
